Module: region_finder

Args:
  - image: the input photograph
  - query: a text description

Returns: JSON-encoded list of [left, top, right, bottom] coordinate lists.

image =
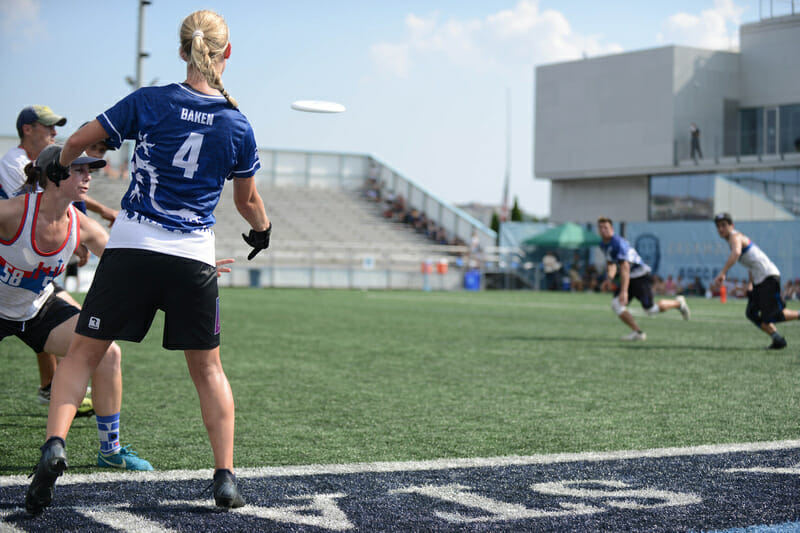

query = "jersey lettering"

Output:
[[180, 107, 214, 126], [172, 132, 204, 179]]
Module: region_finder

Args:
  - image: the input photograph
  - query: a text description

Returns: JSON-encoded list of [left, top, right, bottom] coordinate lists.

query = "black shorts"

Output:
[[614, 274, 654, 309], [76, 249, 220, 350], [0, 292, 80, 353], [748, 276, 785, 324]]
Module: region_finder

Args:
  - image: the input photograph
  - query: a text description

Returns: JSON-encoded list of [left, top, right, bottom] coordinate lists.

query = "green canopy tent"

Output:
[[522, 222, 601, 248]]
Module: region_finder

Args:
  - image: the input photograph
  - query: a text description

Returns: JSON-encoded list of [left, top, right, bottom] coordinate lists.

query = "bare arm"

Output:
[[83, 195, 118, 225], [602, 261, 617, 291], [233, 177, 269, 231], [714, 234, 744, 286], [618, 260, 631, 305], [60, 120, 109, 167], [0, 196, 26, 241], [76, 211, 109, 258]]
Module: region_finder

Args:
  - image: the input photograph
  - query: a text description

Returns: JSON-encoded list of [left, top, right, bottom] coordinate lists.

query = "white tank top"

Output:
[[0, 193, 79, 321], [734, 230, 780, 285]]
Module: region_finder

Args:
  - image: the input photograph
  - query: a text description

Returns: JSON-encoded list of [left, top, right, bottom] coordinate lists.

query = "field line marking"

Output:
[[2, 439, 798, 487]]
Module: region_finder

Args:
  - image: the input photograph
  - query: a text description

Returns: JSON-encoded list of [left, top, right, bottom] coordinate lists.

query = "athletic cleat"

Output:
[[621, 331, 647, 341], [25, 438, 68, 516], [212, 469, 245, 509], [676, 295, 691, 320], [75, 396, 95, 418], [766, 337, 787, 350], [97, 445, 154, 471], [37, 385, 51, 405]]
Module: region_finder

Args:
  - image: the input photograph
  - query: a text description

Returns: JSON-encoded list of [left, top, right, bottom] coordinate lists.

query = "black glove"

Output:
[[45, 159, 70, 187], [242, 224, 272, 260]]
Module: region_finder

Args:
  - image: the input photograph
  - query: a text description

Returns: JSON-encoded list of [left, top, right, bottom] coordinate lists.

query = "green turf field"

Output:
[[1, 288, 798, 474]]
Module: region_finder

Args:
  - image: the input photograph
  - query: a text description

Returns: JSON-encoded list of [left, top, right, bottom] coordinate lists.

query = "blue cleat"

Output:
[[97, 445, 153, 471]]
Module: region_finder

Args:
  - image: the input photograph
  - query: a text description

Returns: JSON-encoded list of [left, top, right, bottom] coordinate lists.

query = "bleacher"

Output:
[[85, 176, 450, 268]]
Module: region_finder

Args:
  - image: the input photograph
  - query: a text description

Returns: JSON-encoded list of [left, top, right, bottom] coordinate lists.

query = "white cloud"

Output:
[[0, 0, 44, 48], [369, 0, 623, 78], [657, 0, 745, 50]]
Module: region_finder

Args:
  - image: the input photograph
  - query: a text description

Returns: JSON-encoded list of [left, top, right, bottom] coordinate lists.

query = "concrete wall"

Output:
[[549, 176, 648, 224], [672, 47, 740, 161], [713, 176, 795, 221], [740, 14, 800, 107], [535, 47, 675, 178]]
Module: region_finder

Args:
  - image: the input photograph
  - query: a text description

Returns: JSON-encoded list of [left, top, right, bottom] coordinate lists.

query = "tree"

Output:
[[510, 197, 523, 221], [490, 211, 500, 244]]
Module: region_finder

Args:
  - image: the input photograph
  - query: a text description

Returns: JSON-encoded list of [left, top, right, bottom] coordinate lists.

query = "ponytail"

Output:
[[180, 10, 239, 109]]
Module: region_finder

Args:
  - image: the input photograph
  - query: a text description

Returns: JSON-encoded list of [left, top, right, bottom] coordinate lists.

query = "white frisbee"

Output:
[[291, 100, 346, 113]]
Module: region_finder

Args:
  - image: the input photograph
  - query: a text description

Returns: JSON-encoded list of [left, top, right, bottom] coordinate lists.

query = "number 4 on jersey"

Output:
[[172, 132, 204, 179]]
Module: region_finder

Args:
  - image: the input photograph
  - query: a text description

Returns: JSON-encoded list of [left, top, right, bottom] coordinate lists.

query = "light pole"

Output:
[[126, 0, 152, 90]]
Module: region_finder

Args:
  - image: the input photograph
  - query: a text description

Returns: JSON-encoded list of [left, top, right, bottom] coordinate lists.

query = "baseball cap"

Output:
[[79, 121, 116, 151], [16, 105, 67, 136], [34, 144, 107, 172], [713, 212, 733, 224]]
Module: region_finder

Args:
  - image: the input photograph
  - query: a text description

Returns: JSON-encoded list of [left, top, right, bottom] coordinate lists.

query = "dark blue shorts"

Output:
[[0, 292, 80, 353], [76, 249, 220, 350]]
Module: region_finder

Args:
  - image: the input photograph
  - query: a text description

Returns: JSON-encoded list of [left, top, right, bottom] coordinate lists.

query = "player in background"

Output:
[[1, 145, 153, 485], [26, 9, 271, 515], [712, 212, 798, 349], [0, 105, 94, 414], [597, 217, 691, 340]]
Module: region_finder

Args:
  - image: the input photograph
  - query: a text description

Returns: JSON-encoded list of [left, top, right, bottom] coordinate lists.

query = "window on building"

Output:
[[739, 108, 762, 156], [779, 104, 800, 154], [649, 174, 714, 220]]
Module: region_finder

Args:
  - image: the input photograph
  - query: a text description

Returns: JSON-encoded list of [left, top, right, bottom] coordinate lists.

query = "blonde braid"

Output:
[[180, 10, 239, 109]]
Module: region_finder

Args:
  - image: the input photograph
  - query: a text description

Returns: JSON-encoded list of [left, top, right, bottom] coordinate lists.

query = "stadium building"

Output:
[[533, 11, 800, 283]]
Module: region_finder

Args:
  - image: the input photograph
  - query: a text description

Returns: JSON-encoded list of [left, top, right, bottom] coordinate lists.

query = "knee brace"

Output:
[[611, 296, 626, 316]]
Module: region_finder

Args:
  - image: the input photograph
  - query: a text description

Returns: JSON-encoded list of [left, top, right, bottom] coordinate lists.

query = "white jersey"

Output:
[[0, 146, 29, 199], [0, 193, 79, 321], [734, 230, 780, 285]]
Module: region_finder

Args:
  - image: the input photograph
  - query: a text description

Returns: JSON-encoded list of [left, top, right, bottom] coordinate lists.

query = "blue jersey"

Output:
[[600, 234, 651, 279], [97, 83, 260, 233]]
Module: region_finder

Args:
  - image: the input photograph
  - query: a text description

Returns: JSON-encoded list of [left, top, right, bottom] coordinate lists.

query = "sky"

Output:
[[0, 0, 770, 217]]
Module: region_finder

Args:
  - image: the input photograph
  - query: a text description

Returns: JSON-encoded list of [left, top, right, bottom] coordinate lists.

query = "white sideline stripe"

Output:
[[2, 439, 798, 487]]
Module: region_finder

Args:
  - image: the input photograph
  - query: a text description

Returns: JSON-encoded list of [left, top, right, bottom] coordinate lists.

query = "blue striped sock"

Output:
[[97, 413, 121, 455]]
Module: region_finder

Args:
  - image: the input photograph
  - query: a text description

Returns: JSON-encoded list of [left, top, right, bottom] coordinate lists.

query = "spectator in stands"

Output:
[[583, 264, 599, 292], [652, 274, 665, 295], [568, 263, 584, 292], [542, 250, 561, 291], [597, 216, 690, 341], [783, 279, 797, 301], [687, 276, 706, 296], [675, 275, 686, 295], [26, 10, 266, 513], [663, 274, 677, 296]]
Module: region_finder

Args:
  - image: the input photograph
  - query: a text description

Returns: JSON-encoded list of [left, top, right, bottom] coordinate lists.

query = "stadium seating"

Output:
[[85, 176, 449, 268]]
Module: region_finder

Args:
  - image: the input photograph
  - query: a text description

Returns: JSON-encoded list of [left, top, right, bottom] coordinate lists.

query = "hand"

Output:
[[619, 290, 629, 306], [103, 208, 119, 227], [45, 159, 70, 186], [713, 272, 725, 287], [242, 224, 272, 260], [216, 258, 234, 278], [75, 243, 90, 267]]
